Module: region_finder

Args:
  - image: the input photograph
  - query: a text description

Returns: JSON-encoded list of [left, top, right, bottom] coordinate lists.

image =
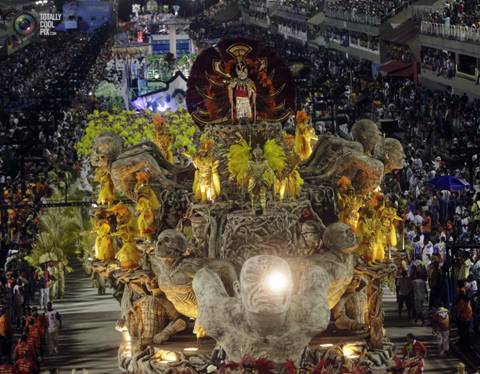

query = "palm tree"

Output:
[[26, 179, 93, 271]]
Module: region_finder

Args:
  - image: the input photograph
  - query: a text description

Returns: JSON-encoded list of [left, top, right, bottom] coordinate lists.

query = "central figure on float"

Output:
[[187, 39, 295, 126], [228, 60, 256, 124]]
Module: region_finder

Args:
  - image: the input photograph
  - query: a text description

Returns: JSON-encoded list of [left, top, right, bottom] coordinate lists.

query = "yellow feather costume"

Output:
[[95, 168, 115, 205], [134, 173, 161, 240], [274, 134, 303, 201], [111, 204, 140, 270], [94, 220, 115, 261], [337, 176, 363, 232], [228, 138, 286, 211], [378, 205, 402, 248], [357, 208, 384, 262], [294, 111, 316, 161]]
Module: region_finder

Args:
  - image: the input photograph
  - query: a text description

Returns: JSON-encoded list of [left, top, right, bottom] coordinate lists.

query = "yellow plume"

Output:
[[263, 139, 286, 173], [228, 138, 252, 188]]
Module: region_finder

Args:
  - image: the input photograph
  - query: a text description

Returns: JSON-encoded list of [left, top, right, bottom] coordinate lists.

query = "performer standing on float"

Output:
[[228, 61, 256, 124]]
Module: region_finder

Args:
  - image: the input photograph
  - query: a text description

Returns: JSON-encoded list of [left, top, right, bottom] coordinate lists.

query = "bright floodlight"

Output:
[[265, 271, 289, 293]]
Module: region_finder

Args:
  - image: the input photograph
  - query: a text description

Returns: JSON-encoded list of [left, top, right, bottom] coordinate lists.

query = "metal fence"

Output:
[[420, 21, 480, 43]]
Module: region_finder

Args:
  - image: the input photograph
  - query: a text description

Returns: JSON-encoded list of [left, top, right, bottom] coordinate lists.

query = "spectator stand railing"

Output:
[[421, 21, 480, 43], [324, 8, 382, 26]]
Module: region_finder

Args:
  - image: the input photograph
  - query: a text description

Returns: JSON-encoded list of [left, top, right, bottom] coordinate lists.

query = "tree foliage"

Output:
[[162, 108, 197, 156], [25, 181, 92, 271], [75, 108, 198, 159], [75, 109, 155, 156]]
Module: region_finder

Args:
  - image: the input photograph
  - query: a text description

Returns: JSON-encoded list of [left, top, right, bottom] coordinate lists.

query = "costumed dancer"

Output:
[[294, 111, 316, 161], [337, 176, 363, 232], [94, 217, 115, 261], [111, 203, 140, 270], [94, 168, 115, 205], [134, 171, 161, 241], [379, 203, 402, 249], [189, 137, 221, 203], [357, 201, 384, 264], [152, 114, 174, 163], [227, 61, 256, 124], [228, 138, 285, 213]]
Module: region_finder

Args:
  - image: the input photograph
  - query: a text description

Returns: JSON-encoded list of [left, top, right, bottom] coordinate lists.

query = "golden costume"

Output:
[[111, 203, 140, 270], [95, 168, 115, 205], [294, 111, 316, 161], [337, 176, 363, 232], [136, 197, 156, 240], [94, 220, 115, 261], [378, 205, 402, 248], [357, 207, 384, 263], [134, 172, 161, 240], [114, 227, 141, 270], [190, 138, 221, 203]]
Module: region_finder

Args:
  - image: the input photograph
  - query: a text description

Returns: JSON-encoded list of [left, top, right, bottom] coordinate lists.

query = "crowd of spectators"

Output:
[[0, 25, 113, 265], [0, 259, 62, 373], [325, 0, 411, 23], [421, 47, 456, 78], [384, 44, 414, 63], [0, 18, 113, 373], [423, 0, 480, 29], [278, 0, 322, 17]]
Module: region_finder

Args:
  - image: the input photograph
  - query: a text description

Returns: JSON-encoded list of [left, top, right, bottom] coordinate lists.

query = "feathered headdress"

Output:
[[337, 176, 352, 189], [136, 171, 150, 183], [296, 111, 309, 124]]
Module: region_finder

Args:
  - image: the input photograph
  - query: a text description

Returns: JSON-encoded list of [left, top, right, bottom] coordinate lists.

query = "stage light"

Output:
[[265, 271, 289, 294], [184, 347, 198, 352], [155, 350, 178, 362], [342, 344, 358, 358], [164, 352, 177, 362]]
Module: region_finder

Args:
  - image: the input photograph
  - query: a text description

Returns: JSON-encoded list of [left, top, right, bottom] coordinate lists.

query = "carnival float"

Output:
[[82, 38, 406, 374]]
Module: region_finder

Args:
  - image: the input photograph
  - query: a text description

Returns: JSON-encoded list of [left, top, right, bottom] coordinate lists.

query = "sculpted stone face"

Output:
[[91, 132, 123, 168], [191, 216, 208, 242], [155, 229, 187, 258], [323, 222, 357, 254], [301, 220, 324, 255], [351, 119, 381, 156], [237, 255, 293, 314], [376, 137, 405, 174]]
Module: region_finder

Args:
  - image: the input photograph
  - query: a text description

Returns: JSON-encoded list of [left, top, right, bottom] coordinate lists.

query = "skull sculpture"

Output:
[[351, 119, 382, 156], [323, 222, 357, 254], [155, 229, 187, 258], [374, 137, 406, 174], [91, 132, 123, 169]]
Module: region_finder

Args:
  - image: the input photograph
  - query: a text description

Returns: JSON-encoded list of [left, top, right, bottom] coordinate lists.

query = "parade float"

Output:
[[80, 38, 406, 374]]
